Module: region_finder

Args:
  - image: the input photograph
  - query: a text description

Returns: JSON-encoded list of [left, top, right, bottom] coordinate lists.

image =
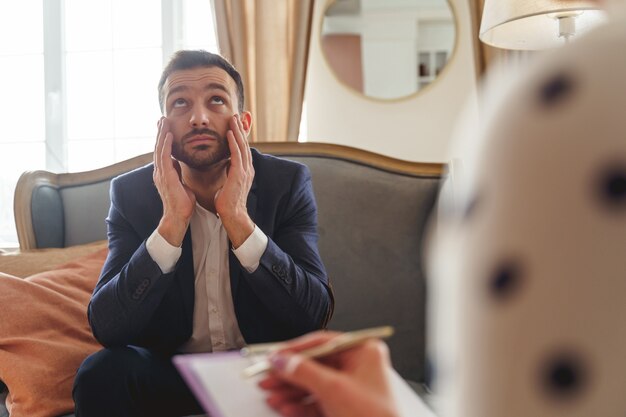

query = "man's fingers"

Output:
[[172, 155, 182, 180], [154, 118, 163, 170], [214, 187, 222, 206], [154, 117, 169, 168], [234, 114, 251, 169], [226, 129, 242, 170], [154, 130, 178, 191], [229, 114, 249, 170], [154, 119, 160, 152], [162, 131, 173, 161], [157, 132, 173, 178]]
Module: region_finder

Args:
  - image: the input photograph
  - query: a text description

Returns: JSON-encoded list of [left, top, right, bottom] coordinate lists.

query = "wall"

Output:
[[304, 0, 479, 163]]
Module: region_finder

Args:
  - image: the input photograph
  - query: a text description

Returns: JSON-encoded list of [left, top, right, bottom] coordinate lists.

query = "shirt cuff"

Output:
[[232, 225, 268, 273], [146, 229, 182, 274]]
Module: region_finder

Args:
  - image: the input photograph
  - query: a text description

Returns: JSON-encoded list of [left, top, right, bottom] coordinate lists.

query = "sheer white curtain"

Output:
[[0, 0, 219, 247]]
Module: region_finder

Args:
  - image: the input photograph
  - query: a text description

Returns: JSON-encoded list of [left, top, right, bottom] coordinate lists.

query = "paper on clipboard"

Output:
[[174, 351, 276, 417], [173, 351, 437, 417]]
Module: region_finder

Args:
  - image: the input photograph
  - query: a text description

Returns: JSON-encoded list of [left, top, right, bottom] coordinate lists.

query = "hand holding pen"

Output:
[[242, 326, 394, 377], [257, 327, 401, 417]]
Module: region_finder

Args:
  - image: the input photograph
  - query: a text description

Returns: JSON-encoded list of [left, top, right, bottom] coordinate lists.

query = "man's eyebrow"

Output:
[[166, 85, 189, 100]]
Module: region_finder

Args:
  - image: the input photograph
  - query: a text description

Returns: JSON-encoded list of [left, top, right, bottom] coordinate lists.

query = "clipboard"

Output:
[[173, 351, 437, 417], [174, 351, 276, 417]]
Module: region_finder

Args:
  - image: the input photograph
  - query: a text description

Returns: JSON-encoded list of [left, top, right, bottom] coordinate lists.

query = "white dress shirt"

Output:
[[146, 203, 268, 353]]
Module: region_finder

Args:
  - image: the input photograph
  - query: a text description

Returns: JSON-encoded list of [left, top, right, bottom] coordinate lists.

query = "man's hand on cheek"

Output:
[[215, 114, 255, 248], [153, 117, 197, 247]]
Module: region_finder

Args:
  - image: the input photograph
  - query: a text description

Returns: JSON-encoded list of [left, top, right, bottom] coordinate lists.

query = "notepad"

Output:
[[174, 351, 273, 417], [173, 351, 437, 417]]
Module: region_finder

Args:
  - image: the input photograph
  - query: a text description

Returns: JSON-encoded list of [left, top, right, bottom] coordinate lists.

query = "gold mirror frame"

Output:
[[320, 0, 460, 102]]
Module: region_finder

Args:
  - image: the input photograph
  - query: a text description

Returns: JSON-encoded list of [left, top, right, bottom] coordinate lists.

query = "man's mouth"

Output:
[[182, 128, 223, 145], [186, 134, 218, 145]]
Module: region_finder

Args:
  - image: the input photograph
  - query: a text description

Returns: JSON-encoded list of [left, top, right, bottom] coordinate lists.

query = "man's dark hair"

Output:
[[158, 50, 245, 114]]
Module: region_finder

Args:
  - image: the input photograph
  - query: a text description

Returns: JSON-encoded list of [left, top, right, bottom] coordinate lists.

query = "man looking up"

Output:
[[73, 50, 333, 417]]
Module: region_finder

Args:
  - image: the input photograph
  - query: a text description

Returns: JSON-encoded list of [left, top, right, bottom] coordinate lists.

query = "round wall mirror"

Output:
[[321, 0, 457, 101]]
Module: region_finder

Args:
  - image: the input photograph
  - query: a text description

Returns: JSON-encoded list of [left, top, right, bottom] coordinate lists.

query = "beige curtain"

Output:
[[212, 0, 314, 142]]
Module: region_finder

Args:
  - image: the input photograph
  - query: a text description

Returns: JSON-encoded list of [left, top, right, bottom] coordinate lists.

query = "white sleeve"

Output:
[[231, 225, 268, 273], [146, 229, 182, 274]]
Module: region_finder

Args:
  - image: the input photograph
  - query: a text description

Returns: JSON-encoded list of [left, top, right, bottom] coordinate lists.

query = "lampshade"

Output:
[[480, 0, 607, 50]]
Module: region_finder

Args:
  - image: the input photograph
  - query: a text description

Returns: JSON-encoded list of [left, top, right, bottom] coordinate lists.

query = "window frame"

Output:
[[0, 0, 217, 247]]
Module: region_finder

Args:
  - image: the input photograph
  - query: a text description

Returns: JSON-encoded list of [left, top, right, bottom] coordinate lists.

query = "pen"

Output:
[[240, 341, 282, 357], [241, 325, 394, 378]]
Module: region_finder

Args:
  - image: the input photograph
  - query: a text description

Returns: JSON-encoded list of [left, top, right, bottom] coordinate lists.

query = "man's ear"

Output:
[[241, 111, 253, 135]]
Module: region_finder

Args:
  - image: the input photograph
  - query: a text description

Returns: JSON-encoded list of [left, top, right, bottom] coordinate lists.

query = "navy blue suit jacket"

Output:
[[88, 149, 332, 354]]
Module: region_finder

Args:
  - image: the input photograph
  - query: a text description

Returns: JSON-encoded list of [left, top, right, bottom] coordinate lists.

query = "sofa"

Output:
[[0, 142, 444, 417]]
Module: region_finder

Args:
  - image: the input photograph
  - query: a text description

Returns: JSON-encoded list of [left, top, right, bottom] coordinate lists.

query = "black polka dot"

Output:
[[489, 261, 522, 300], [540, 352, 587, 400], [597, 165, 626, 209], [539, 73, 575, 106]]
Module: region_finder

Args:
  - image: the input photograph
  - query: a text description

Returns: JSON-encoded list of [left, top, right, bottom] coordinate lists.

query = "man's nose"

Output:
[[189, 106, 209, 127]]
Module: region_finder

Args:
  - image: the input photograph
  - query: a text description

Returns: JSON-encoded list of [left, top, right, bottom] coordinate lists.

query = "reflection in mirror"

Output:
[[321, 0, 456, 100]]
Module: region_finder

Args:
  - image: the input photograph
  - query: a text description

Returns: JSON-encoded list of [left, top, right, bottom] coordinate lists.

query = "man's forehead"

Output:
[[163, 66, 236, 94]]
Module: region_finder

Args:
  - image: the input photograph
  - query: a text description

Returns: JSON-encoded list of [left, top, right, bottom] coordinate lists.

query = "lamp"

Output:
[[480, 0, 608, 50]]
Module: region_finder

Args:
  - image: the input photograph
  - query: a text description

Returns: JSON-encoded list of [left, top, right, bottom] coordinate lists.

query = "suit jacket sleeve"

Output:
[[88, 173, 179, 348], [240, 163, 333, 334]]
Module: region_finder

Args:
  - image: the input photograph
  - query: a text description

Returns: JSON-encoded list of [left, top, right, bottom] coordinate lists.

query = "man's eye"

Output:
[[173, 98, 187, 108], [210, 96, 225, 105]]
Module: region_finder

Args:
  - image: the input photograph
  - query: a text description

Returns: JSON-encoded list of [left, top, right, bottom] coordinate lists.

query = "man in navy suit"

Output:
[[73, 50, 333, 417]]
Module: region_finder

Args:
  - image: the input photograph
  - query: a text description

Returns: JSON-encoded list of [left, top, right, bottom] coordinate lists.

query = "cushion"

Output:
[[0, 245, 106, 417], [0, 240, 107, 278]]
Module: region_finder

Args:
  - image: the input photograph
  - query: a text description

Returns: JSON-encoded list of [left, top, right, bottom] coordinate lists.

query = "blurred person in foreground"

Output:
[[259, 1, 626, 417]]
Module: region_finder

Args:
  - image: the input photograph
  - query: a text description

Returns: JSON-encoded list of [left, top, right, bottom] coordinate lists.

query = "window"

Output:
[[0, 0, 218, 247]]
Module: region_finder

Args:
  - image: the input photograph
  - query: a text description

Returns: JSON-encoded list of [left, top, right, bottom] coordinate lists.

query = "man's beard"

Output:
[[171, 128, 230, 170]]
